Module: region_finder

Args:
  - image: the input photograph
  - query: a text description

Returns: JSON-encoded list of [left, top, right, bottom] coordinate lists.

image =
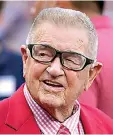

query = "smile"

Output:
[[42, 80, 65, 92], [43, 80, 63, 87]]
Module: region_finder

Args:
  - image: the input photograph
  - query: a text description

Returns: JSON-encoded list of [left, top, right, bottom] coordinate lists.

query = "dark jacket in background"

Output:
[[0, 45, 25, 100]]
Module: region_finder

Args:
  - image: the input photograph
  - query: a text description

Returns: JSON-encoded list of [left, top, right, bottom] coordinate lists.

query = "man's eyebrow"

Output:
[[62, 49, 85, 56]]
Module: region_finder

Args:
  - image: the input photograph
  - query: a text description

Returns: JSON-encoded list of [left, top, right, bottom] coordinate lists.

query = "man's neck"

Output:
[[41, 103, 75, 122]]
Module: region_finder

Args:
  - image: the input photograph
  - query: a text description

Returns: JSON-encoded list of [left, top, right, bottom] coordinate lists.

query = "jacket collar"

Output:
[[5, 84, 41, 134], [5, 84, 112, 134], [80, 103, 113, 134]]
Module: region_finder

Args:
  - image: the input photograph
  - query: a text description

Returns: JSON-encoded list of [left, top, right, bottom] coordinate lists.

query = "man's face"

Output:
[[21, 22, 100, 110]]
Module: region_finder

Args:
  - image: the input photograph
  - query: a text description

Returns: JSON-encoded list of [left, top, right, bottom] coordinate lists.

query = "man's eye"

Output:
[[65, 58, 80, 65], [38, 52, 50, 57], [39, 52, 47, 56]]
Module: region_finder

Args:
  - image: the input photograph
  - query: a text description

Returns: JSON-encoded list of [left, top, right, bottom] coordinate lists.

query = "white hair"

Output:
[[26, 7, 98, 59]]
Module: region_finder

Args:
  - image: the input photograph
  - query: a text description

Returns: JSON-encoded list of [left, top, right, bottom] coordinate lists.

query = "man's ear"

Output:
[[21, 45, 28, 78], [85, 62, 102, 90]]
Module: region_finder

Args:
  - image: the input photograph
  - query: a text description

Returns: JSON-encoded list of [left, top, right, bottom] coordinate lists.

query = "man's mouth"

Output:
[[43, 80, 63, 88]]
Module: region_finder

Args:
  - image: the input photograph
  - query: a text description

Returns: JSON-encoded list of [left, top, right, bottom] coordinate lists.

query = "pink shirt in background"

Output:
[[79, 16, 113, 118]]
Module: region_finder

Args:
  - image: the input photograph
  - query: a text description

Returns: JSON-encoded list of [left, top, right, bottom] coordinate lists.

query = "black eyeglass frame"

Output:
[[27, 44, 94, 71]]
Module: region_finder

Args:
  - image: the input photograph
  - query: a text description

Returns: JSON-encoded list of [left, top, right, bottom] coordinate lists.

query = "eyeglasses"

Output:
[[27, 44, 94, 71]]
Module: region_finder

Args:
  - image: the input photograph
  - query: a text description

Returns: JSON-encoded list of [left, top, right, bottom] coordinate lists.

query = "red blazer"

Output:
[[0, 84, 113, 134]]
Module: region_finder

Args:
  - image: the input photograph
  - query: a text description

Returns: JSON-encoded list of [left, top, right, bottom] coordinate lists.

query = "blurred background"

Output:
[[104, 1, 113, 20], [0, 1, 113, 119], [0, 1, 113, 52]]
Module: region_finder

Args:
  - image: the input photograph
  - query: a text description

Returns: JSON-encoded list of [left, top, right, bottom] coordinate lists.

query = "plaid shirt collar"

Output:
[[24, 84, 83, 134]]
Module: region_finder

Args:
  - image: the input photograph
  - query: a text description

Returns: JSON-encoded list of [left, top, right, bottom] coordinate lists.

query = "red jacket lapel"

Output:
[[80, 103, 113, 134], [5, 84, 41, 134], [4, 84, 113, 134]]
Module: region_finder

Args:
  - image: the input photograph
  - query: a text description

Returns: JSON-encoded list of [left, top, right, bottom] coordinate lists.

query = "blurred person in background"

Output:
[[0, 1, 25, 100], [32, 1, 113, 118], [0, 1, 33, 52]]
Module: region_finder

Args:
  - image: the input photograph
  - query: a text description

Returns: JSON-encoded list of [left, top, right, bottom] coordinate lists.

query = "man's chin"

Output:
[[39, 94, 64, 108]]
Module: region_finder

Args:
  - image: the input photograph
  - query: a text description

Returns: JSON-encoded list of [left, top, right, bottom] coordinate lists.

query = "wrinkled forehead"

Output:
[[29, 22, 89, 53]]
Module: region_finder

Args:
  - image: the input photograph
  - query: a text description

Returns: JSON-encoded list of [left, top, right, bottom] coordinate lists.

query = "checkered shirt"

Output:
[[24, 84, 84, 135]]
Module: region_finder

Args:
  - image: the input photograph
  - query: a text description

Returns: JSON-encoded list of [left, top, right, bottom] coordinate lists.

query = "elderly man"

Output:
[[32, 1, 113, 119], [0, 8, 113, 134]]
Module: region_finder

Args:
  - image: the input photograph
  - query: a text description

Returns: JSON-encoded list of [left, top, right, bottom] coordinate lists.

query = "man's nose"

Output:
[[46, 57, 64, 77]]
